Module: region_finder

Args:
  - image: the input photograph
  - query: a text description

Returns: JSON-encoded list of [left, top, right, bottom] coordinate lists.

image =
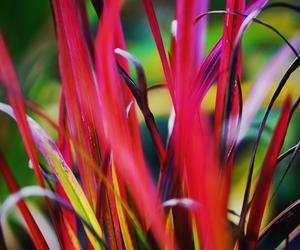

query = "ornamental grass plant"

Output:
[[0, 0, 300, 249]]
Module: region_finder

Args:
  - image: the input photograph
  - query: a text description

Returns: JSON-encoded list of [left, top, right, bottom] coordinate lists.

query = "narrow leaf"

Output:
[[0, 103, 104, 250], [0, 155, 49, 250], [245, 97, 292, 250]]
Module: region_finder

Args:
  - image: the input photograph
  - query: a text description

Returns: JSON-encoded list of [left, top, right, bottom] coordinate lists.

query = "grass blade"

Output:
[[239, 37, 300, 142], [0, 186, 107, 248], [0, 34, 45, 193], [245, 97, 292, 250], [0, 103, 104, 250], [142, 0, 173, 93], [0, 155, 49, 250], [0, 33, 63, 247], [111, 164, 134, 250], [52, 0, 104, 205], [214, 0, 245, 154], [95, 1, 173, 248], [258, 199, 300, 249], [239, 57, 300, 234]]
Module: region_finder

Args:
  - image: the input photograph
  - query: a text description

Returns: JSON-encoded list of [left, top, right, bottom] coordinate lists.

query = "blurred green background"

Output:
[[0, 0, 300, 249]]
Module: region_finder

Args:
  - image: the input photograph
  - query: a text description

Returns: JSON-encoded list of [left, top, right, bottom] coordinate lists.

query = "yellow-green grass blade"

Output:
[[0, 103, 104, 249]]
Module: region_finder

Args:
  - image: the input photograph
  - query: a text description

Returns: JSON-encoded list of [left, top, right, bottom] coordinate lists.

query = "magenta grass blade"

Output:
[[193, 0, 208, 68], [246, 0, 268, 15]]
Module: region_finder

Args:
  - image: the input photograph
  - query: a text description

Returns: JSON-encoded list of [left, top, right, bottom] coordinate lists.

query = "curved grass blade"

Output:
[[115, 49, 147, 102], [239, 37, 300, 142], [265, 2, 300, 13], [269, 96, 300, 202], [0, 155, 49, 250], [244, 97, 292, 250], [225, 6, 300, 152], [26, 98, 151, 244], [277, 143, 300, 163], [0, 103, 104, 250], [206, 4, 300, 236], [257, 199, 300, 249], [0, 33, 63, 247], [239, 57, 300, 235], [162, 198, 199, 210], [0, 186, 107, 249], [193, 0, 293, 114], [196, 11, 300, 149], [116, 54, 166, 164]]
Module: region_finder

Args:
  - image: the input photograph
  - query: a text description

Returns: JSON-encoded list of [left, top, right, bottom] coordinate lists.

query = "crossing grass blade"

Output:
[[0, 155, 49, 250], [0, 103, 104, 250]]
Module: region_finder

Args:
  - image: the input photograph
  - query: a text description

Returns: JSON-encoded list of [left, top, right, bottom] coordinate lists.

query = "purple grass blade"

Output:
[[193, 0, 208, 69]]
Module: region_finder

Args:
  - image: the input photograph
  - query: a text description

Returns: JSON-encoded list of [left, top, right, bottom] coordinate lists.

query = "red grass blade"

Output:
[[214, 0, 245, 150], [75, 0, 94, 55], [95, 1, 174, 248], [0, 102, 105, 248], [245, 97, 292, 250], [192, 40, 222, 107], [142, 0, 173, 94], [185, 113, 230, 250], [192, 0, 269, 112], [0, 155, 49, 250], [51, 0, 105, 204], [0, 34, 62, 246], [174, 0, 197, 106], [161, 0, 199, 200], [0, 34, 45, 191]]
